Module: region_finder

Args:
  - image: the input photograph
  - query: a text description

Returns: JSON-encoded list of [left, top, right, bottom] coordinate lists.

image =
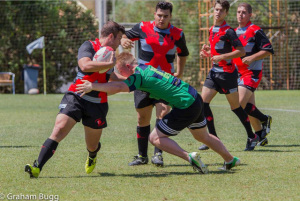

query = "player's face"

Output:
[[106, 31, 123, 51], [237, 6, 252, 26], [214, 4, 228, 23], [154, 9, 172, 29]]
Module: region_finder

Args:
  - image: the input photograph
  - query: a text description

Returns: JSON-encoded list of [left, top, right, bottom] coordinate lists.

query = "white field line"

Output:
[[210, 104, 300, 113]]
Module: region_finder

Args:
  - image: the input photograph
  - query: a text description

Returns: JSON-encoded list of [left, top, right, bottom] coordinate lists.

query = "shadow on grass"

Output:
[[254, 149, 295, 152], [263, 144, 300, 148], [0, 145, 39, 148], [40, 169, 238, 179]]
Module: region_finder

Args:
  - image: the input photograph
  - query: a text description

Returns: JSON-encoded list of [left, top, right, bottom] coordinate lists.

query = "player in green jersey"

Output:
[[76, 52, 240, 172]]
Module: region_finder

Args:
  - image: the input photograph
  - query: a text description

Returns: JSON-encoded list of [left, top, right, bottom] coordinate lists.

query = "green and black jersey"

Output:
[[123, 64, 198, 109]]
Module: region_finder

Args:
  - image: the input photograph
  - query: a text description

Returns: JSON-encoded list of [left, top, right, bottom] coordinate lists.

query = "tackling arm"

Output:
[[76, 80, 130, 97]]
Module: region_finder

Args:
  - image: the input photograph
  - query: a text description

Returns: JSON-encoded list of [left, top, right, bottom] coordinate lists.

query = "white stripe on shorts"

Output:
[[188, 119, 207, 129], [158, 120, 180, 135]]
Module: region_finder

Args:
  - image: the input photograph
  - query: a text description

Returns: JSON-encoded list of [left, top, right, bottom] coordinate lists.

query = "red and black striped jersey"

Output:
[[233, 21, 274, 75], [68, 39, 113, 103], [209, 21, 243, 73], [125, 21, 189, 74]]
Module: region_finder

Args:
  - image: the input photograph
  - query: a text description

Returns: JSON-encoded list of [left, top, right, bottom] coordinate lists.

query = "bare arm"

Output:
[[109, 72, 127, 82], [174, 56, 187, 78], [211, 46, 245, 63], [78, 52, 115, 72], [242, 50, 272, 65], [76, 80, 130, 97]]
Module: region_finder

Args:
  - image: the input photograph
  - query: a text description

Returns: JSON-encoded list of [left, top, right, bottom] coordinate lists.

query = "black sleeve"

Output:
[[226, 28, 243, 48], [255, 29, 274, 54], [77, 41, 94, 61], [175, 32, 189, 57], [125, 23, 140, 40]]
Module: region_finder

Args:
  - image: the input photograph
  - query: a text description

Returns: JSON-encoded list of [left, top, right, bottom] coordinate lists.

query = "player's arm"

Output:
[[241, 50, 272, 65], [121, 23, 140, 49], [109, 71, 127, 81], [242, 29, 274, 65], [121, 35, 134, 49], [200, 44, 211, 59], [174, 56, 187, 79], [76, 80, 129, 97], [212, 46, 245, 63], [211, 28, 246, 63], [174, 32, 189, 78], [78, 52, 116, 73]]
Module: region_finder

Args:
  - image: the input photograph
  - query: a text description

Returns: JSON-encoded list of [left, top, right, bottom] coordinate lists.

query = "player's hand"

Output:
[[121, 38, 134, 49], [242, 56, 254, 65], [211, 55, 224, 63], [173, 72, 182, 79], [200, 44, 210, 59], [108, 51, 116, 66], [76, 80, 93, 97]]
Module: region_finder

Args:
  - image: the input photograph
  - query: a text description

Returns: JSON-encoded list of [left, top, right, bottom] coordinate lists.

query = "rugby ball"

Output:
[[93, 46, 114, 73]]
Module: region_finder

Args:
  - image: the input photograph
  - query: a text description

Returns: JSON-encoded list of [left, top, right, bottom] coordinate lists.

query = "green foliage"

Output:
[[0, 0, 98, 93]]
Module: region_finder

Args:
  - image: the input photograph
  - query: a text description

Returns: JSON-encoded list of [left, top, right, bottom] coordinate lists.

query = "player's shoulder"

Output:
[[170, 24, 183, 32], [249, 24, 262, 33]]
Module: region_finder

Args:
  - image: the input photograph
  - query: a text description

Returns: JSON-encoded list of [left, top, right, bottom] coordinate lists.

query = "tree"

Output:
[[0, 0, 98, 93]]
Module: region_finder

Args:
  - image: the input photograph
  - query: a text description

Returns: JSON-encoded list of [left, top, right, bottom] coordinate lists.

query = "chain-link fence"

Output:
[[0, 0, 299, 93]]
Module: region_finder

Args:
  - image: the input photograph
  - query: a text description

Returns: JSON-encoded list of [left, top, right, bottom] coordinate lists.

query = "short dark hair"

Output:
[[156, 1, 173, 14], [100, 21, 125, 38], [238, 3, 252, 14], [214, 0, 230, 12]]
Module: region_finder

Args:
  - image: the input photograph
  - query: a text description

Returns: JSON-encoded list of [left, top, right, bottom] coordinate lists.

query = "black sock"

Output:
[[203, 103, 218, 137], [137, 125, 150, 157], [36, 138, 58, 170], [153, 119, 163, 155], [255, 130, 263, 139], [232, 106, 255, 138], [244, 103, 268, 122], [87, 142, 101, 158]]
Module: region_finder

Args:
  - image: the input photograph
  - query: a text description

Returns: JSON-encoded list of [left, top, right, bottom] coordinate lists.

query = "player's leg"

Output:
[[201, 86, 218, 136], [198, 86, 218, 150], [240, 72, 272, 145], [128, 105, 153, 166], [226, 91, 259, 151], [151, 102, 171, 166], [25, 114, 76, 178], [129, 90, 154, 166], [84, 126, 103, 174], [81, 100, 108, 173], [149, 127, 208, 174]]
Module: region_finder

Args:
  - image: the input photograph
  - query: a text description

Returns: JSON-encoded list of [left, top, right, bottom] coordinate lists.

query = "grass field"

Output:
[[0, 90, 299, 201]]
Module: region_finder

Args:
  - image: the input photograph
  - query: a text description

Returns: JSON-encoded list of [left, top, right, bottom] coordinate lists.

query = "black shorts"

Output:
[[58, 92, 108, 129], [204, 69, 238, 94], [134, 90, 168, 109], [156, 94, 207, 136]]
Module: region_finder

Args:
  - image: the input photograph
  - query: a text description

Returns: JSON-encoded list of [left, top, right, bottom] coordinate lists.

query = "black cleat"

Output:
[[151, 153, 164, 167], [128, 155, 148, 166], [258, 137, 268, 146], [244, 134, 260, 151], [198, 144, 209, 151]]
